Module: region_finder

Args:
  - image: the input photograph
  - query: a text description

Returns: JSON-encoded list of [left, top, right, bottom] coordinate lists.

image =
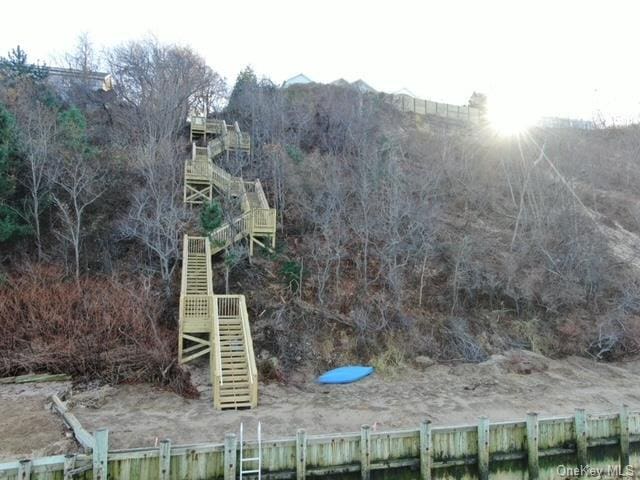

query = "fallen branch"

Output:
[[0, 373, 71, 384], [50, 394, 94, 451]]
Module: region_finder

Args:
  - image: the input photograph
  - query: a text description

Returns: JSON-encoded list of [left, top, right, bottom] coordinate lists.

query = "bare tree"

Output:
[[108, 39, 220, 295], [52, 156, 105, 281], [15, 96, 59, 260]]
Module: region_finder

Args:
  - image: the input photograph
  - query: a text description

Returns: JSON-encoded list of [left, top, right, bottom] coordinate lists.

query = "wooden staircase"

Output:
[[212, 295, 258, 409], [180, 116, 267, 410]]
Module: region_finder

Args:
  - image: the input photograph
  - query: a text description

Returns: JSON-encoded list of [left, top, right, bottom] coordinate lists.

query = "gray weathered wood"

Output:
[[0, 373, 70, 384], [360, 425, 371, 480], [296, 429, 307, 480], [620, 404, 629, 469], [159, 439, 171, 480], [575, 408, 588, 468], [17, 459, 31, 480], [419, 419, 432, 480], [63, 454, 76, 480], [93, 429, 109, 480], [526, 412, 539, 480], [224, 433, 237, 480], [50, 394, 94, 450], [477, 416, 490, 480], [0, 409, 638, 480]]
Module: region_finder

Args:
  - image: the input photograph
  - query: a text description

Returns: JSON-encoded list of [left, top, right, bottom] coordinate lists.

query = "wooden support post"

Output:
[[620, 404, 630, 470], [224, 433, 237, 480], [18, 460, 31, 480], [526, 412, 539, 480], [575, 408, 588, 468], [63, 454, 76, 480], [296, 429, 307, 480], [93, 428, 109, 480], [419, 419, 432, 480], [360, 425, 371, 480], [159, 439, 172, 480], [477, 416, 490, 480]]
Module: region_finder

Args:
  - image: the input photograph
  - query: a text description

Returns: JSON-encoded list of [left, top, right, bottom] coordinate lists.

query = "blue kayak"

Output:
[[318, 366, 374, 384]]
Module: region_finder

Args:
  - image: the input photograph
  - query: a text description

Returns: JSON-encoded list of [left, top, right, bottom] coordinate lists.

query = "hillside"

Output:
[[1, 40, 640, 398]]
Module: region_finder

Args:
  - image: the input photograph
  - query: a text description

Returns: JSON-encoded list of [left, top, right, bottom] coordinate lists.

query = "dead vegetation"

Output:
[[0, 264, 197, 396]]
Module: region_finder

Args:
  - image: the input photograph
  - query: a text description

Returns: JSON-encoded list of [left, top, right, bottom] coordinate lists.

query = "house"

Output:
[[331, 78, 350, 87], [282, 73, 314, 88], [393, 88, 416, 97], [351, 79, 376, 93]]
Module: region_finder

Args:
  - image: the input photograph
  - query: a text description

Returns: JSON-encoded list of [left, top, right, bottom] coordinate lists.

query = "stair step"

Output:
[[220, 402, 253, 410], [220, 382, 249, 387], [220, 394, 251, 402]]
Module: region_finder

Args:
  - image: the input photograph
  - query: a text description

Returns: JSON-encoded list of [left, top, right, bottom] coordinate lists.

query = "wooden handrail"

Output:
[[239, 296, 257, 387], [212, 297, 223, 386]]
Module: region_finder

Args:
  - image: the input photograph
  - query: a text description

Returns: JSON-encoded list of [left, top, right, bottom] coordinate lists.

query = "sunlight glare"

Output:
[[487, 92, 541, 136]]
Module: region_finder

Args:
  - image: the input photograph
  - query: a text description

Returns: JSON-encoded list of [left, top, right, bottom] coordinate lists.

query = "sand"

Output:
[[3, 351, 640, 460]]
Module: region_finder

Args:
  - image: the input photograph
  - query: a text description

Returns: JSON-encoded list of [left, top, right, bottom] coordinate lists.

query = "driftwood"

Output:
[[50, 394, 94, 451], [0, 373, 71, 384]]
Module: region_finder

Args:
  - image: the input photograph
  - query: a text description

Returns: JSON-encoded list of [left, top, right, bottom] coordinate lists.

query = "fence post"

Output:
[[93, 428, 109, 480], [526, 412, 539, 480], [159, 439, 172, 480], [360, 425, 371, 480], [18, 459, 31, 480], [296, 429, 307, 480], [224, 433, 237, 480], [620, 404, 630, 470], [419, 419, 432, 480], [63, 454, 76, 480], [477, 416, 490, 480], [575, 409, 588, 468]]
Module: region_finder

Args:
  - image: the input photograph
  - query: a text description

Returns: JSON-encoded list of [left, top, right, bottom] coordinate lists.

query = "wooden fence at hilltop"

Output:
[[0, 406, 638, 479], [389, 93, 482, 124]]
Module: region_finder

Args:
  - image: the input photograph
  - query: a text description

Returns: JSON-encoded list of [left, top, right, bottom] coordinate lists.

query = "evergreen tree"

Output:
[[0, 102, 30, 242], [226, 66, 259, 126], [0, 46, 48, 83], [200, 200, 223, 233]]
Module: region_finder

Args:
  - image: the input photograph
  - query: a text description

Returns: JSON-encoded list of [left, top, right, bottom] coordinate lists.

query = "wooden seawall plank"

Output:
[[2, 408, 640, 480]]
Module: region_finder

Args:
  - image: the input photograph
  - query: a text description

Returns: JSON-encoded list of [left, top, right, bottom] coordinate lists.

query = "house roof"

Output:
[[331, 78, 350, 87], [393, 88, 416, 97], [283, 73, 314, 87], [351, 79, 376, 93]]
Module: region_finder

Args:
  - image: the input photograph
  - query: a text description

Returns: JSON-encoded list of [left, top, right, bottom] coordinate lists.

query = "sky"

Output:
[[2, 0, 640, 123]]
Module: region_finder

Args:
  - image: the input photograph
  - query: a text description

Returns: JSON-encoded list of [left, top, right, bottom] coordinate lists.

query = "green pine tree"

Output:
[[200, 200, 223, 234], [0, 102, 30, 242]]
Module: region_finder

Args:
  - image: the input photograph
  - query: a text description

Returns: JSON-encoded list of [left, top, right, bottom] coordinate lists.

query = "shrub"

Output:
[[200, 200, 223, 233], [281, 260, 303, 292], [0, 264, 197, 397], [285, 144, 304, 164]]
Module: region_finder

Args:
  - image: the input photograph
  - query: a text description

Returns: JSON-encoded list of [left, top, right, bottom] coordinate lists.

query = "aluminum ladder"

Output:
[[239, 422, 261, 480]]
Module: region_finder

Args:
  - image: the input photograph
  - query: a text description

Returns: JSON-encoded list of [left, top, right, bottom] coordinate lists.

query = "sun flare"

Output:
[[487, 94, 541, 136]]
